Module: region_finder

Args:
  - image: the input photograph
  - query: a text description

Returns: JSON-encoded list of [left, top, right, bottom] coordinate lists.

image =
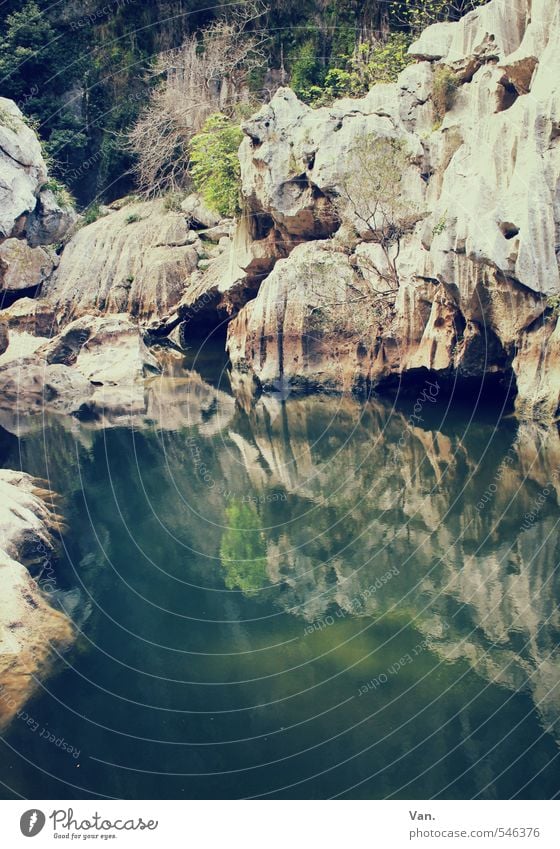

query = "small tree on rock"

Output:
[[338, 134, 420, 291]]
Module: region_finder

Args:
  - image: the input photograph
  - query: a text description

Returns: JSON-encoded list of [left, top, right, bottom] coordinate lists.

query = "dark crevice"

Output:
[[496, 78, 519, 112], [500, 222, 520, 240], [0, 284, 42, 309], [375, 367, 518, 415]]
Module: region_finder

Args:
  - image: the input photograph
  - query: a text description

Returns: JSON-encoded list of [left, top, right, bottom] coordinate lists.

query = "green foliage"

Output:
[[190, 114, 243, 218], [42, 178, 75, 210], [219, 501, 268, 596], [432, 66, 460, 121], [289, 37, 325, 101], [81, 203, 106, 226], [360, 33, 413, 86], [125, 213, 143, 225], [0, 2, 58, 99], [295, 32, 413, 106], [432, 212, 448, 236], [546, 295, 560, 319], [389, 0, 488, 37]]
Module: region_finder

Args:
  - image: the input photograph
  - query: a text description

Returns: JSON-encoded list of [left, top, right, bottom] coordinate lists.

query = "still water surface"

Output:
[[1, 363, 559, 799]]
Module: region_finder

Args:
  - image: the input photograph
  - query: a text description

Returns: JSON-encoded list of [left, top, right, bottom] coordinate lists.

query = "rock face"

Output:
[[0, 470, 73, 731], [227, 0, 560, 421], [44, 199, 200, 324], [0, 98, 74, 245]]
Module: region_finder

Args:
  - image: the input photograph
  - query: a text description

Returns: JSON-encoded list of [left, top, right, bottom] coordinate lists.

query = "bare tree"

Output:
[[390, 0, 488, 37], [127, 1, 268, 197], [338, 134, 420, 291]]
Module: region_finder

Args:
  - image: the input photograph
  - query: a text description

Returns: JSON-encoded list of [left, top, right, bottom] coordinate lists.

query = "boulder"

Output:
[[44, 199, 199, 324], [26, 188, 77, 247], [180, 193, 221, 229], [0, 315, 161, 424], [0, 297, 59, 338], [0, 238, 55, 301], [0, 98, 73, 245]]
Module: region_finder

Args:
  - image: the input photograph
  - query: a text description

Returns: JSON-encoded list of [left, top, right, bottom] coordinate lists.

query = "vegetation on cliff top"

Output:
[[0, 0, 488, 206]]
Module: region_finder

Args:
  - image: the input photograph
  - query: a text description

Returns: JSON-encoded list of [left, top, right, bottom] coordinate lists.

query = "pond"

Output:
[[1, 361, 559, 799]]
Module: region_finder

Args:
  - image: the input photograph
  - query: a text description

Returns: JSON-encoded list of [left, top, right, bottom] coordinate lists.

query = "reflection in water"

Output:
[[0, 366, 559, 799], [220, 501, 269, 595]]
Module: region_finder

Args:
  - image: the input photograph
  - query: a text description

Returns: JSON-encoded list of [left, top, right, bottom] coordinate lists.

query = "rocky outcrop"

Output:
[[44, 199, 200, 324], [44, 195, 264, 345], [0, 314, 161, 427], [0, 238, 55, 306], [227, 0, 560, 421], [0, 470, 73, 731], [0, 98, 74, 245]]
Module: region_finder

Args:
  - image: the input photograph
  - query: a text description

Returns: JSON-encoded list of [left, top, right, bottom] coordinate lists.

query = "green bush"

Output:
[[82, 203, 106, 226], [190, 114, 243, 218], [432, 66, 460, 121], [289, 38, 324, 101], [42, 178, 75, 210], [298, 32, 414, 107]]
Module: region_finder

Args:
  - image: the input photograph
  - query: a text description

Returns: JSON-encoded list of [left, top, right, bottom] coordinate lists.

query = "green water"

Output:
[[1, 366, 559, 799]]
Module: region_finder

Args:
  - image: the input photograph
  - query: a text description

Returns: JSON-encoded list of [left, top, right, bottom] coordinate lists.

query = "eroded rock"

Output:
[[228, 0, 560, 420], [44, 199, 200, 324], [0, 470, 73, 731], [0, 98, 74, 246]]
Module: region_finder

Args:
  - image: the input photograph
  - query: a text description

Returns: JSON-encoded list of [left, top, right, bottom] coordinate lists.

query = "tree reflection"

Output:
[[220, 501, 268, 595]]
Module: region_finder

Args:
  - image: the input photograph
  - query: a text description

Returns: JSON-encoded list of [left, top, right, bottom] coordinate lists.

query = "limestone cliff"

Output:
[[226, 0, 560, 421]]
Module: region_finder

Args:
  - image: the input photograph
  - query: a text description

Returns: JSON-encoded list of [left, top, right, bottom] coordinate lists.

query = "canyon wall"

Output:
[[226, 0, 560, 421]]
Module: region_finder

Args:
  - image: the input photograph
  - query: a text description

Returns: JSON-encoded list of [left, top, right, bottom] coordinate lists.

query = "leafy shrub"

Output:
[[360, 33, 413, 86], [298, 33, 413, 107], [125, 213, 143, 225], [289, 38, 324, 101], [546, 295, 560, 318], [189, 114, 243, 218], [82, 203, 106, 226], [390, 0, 489, 37], [432, 66, 460, 121]]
